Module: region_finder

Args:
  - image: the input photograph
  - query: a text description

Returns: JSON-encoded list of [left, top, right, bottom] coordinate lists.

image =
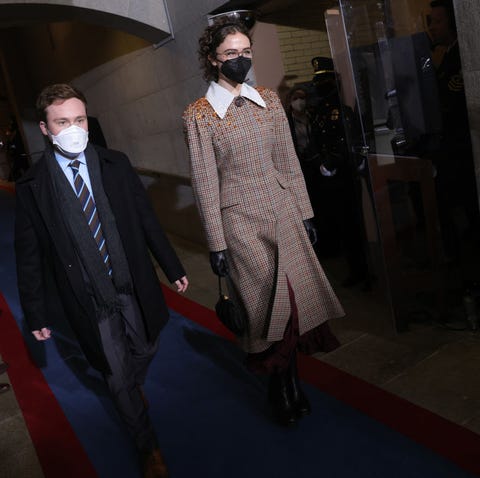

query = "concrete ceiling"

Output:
[[0, 3, 171, 43]]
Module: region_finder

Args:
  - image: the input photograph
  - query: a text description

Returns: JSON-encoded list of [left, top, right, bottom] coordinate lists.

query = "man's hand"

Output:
[[174, 276, 189, 293], [32, 328, 51, 341]]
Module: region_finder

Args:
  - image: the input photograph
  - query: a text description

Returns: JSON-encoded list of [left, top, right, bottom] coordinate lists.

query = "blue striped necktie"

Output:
[[68, 160, 112, 276]]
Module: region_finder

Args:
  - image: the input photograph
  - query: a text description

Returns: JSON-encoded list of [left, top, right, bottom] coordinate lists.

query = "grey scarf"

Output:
[[45, 143, 132, 317]]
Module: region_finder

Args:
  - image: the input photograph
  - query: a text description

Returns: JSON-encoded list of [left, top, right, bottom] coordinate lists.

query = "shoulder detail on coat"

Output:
[[255, 86, 283, 112], [255, 86, 275, 97], [255, 86, 281, 104], [183, 97, 215, 123], [255, 86, 269, 95]]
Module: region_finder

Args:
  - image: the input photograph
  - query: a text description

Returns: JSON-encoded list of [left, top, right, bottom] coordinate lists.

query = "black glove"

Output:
[[209, 250, 230, 277], [303, 219, 318, 246]]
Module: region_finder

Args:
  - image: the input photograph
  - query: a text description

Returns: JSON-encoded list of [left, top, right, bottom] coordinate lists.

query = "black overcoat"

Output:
[[14, 145, 185, 372]]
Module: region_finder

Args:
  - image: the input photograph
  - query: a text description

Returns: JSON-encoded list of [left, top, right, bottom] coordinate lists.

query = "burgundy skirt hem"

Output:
[[245, 279, 340, 375]]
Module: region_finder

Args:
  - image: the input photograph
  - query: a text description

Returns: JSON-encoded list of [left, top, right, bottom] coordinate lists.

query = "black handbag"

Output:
[[215, 276, 246, 335]]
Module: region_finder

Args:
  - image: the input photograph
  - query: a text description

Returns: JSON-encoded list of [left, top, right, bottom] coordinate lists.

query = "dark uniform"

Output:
[[434, 42, 480, 258], [307, 57, 369, 285]]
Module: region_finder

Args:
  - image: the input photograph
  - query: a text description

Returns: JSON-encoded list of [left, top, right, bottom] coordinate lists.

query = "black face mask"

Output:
[[219, 56, 252, 84]]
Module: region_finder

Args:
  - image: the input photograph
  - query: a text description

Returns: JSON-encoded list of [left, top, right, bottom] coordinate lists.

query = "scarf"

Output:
[[45, 143, 132, 318]]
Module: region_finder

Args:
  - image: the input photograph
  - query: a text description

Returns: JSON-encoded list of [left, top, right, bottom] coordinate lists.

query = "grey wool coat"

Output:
[[183, 86, 344, 353]]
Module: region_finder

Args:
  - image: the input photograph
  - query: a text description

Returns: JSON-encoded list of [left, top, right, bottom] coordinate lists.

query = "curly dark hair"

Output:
[[198, 20, 252, 82], [36, 83, 87, 122]]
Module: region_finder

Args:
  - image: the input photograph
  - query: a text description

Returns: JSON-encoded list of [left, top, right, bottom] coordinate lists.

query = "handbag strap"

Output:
[[218, 275, 228, 297]]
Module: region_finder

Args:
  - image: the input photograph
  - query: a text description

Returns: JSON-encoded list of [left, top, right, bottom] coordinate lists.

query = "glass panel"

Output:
[[324, 7, 394, 335], [327, 0, 480, 331]]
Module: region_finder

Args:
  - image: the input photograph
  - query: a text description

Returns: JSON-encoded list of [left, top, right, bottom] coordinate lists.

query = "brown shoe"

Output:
[[142, 448, 169, 478]]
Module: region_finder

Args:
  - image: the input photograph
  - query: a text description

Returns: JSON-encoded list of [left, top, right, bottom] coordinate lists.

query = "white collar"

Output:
[[205, 81, 266, 119]]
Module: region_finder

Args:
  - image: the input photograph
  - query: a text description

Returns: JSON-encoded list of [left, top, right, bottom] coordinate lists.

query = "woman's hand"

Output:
[[303, 219, 318, 246], [209, 250, 230, 277]]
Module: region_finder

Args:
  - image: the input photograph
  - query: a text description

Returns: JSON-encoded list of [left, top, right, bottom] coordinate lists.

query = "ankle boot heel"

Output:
[[268, 373, 297, 427], [289, 353, 311, 418]]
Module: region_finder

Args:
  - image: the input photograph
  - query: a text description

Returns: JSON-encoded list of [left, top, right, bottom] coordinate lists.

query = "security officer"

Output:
[[308, 57, 369, 287], [429, 0, 480, 259]]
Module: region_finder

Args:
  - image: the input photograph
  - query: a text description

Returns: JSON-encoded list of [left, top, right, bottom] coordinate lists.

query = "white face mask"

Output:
[[291, 98, 306, 113], [50, 124, 89, 156]]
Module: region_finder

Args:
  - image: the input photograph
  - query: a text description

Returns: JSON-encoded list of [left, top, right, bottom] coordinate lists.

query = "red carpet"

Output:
[[161, 284, 480, 476], [0, 293, 98, 478]]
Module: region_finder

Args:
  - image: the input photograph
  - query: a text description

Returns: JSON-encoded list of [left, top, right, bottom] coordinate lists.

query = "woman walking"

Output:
[[183, 20, 344, 426]]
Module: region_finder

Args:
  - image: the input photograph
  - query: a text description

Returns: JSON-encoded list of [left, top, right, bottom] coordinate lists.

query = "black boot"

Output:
[[268, 371, 297, 427], [289, 352, 311, 418]]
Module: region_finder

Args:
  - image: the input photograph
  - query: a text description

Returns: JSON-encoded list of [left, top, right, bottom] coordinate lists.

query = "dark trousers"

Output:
[[98, 293, 159, 453]]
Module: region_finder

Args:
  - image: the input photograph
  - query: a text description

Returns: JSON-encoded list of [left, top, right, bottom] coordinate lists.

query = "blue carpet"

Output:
[[0, 189, 476, 478]]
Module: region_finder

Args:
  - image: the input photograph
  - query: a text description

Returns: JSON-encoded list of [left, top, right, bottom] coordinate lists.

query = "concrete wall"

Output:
[[72, 17, 288, 179], [70, 0, 226, 245], [70, 10, 292, 245], [72, 0, 226, 179]]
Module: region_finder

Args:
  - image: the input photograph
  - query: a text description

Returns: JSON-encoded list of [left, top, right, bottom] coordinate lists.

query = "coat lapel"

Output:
[[28, 157, 85, 280], [29, 161, 71, 256], [27, 157, 93, 314]]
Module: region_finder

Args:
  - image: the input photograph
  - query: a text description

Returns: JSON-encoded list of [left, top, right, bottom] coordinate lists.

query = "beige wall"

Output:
[[250, 22, 285, 92], [277, 25, 330, 88]]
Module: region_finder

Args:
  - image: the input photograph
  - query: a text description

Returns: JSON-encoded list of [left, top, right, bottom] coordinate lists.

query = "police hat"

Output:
[[311, 56, 335, 75]]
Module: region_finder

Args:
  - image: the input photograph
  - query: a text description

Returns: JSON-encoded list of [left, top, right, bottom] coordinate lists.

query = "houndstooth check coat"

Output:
[[183, 86, 344, 353]]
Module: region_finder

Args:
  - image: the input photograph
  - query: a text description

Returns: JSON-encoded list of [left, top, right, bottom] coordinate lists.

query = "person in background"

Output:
[[183, 20, 344, 427], [285, 85, 322, 222], [307, 57, 370, 288], [15, 83, 188, 478], [429, 0, 480, 264]]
